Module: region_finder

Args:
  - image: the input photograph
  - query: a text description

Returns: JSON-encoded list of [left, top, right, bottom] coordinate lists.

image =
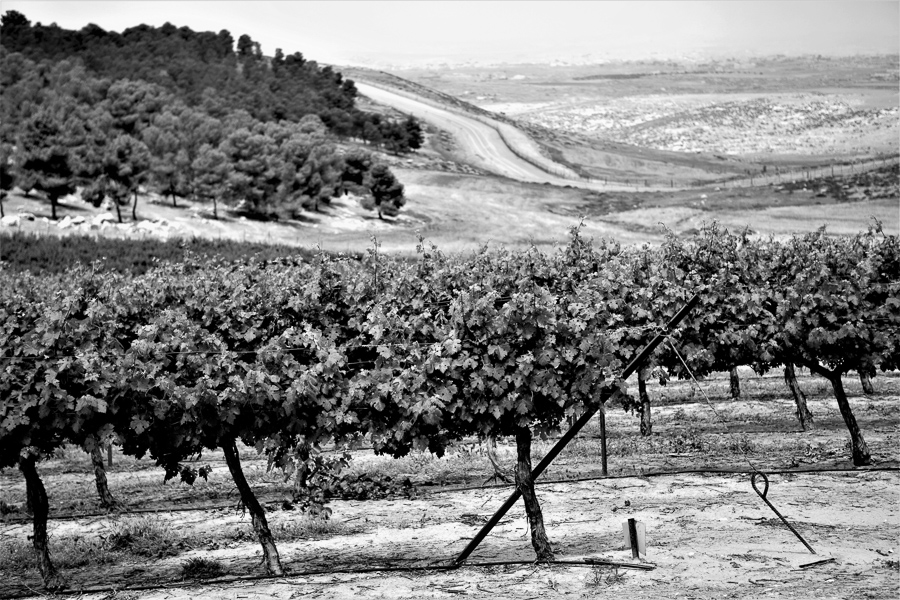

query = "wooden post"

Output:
[[599, 407, 608, 477], [628, 518, 639, 559]]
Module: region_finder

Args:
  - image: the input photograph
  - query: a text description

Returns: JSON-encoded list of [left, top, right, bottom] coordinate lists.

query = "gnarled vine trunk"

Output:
[[89, 446, 119, 509], [829, 374, 871, 466], [729, 367, 741, 400], [20, 456, 65, 589], [222, 439, 284, 575], [859, 371, 875, 395], [784, 362, 814, 430], [796, 359, 869, 466], [514, 428, 554, 561], [638, 368, 652, 436]]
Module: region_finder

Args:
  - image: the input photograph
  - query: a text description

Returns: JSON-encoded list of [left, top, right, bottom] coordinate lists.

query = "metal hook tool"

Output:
[[751, 471, 816, 554]]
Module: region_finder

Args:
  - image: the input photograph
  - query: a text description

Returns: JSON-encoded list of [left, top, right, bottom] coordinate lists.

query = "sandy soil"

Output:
[[6, 472, 899, 600]]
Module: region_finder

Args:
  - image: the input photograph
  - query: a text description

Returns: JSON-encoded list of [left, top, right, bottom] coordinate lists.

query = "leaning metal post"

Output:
[[453, 294, 701, 566]]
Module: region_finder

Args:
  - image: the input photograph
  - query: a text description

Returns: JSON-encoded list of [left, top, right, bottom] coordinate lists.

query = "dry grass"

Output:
[[270, 515, 350, 540], [104, 515, 180, 557], [0, 536, 115, 574], [180, 557, 225, 580]]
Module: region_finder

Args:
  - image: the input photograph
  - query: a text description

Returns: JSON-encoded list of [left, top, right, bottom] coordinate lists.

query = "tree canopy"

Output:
[[1, 10, 422, 220]]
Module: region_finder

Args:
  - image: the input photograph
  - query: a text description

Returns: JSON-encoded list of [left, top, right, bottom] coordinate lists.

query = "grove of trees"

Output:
[[0, 11, 420, 221]]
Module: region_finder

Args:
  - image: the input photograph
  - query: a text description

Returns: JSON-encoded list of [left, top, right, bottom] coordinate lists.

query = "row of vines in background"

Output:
[[0, 230, 328, 275], [1, 222, 898, 587]]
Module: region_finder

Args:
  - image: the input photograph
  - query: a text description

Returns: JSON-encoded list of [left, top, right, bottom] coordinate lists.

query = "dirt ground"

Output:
[[2, 371, 898, 599]]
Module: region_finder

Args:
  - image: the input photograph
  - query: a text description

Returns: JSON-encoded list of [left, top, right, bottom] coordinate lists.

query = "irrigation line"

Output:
[[3, 466, 896, 524], [0, 557, 652, 600], [433, 465, 900, 495]]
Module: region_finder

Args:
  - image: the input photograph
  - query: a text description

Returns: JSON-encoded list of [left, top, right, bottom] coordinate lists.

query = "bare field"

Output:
[[512, 90, 898, 157], [2, 371, 898, 599], [390, 56, 899, 183]]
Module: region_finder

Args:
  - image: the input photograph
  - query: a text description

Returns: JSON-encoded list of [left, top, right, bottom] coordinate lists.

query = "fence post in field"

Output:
[[599, 408, 608, 477]]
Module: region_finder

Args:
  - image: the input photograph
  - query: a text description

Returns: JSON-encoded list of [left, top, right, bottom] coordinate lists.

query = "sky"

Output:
[[3, 1, 898, 67]]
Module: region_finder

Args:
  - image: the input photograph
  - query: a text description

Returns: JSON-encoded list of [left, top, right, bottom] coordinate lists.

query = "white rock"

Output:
[[1, 215, 21, 227], [70, 215, 86, 225], [57, 216, 74, 229], [16, 211, 36, 221], [94, 212, 116, 224]]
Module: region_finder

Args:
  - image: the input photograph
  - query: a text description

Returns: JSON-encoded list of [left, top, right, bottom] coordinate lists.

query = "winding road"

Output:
[[354, 82, 579, 185]]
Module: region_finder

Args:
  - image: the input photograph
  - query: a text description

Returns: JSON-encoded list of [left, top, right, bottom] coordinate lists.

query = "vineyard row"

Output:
[[1, 222, 898, 587]]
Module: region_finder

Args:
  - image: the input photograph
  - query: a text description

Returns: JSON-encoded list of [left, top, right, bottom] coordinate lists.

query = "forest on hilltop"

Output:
[[0, 10, 423, 221]]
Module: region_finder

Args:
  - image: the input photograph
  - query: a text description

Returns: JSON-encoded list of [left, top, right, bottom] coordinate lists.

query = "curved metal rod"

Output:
[[751, 471, 816, 554]]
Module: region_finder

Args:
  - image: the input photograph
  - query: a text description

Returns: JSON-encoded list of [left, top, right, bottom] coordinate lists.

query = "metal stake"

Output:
[[751, 471, 816, 554]]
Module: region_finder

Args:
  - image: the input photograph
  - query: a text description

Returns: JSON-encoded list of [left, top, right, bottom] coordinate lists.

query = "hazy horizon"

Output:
[[3, 1, 898, 68]]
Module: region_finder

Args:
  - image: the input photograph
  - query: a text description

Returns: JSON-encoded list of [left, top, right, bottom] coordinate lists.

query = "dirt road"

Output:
[[355, 82, 581, 184]]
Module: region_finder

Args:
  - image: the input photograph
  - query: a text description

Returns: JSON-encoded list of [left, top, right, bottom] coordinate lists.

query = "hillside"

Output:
[[0, 9, 422, 230], [1, 11, 897, 256]]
